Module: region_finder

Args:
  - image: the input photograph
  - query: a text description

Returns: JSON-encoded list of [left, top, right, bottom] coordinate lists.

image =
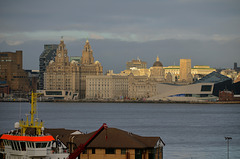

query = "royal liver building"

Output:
[[44, 38, 102, 100]]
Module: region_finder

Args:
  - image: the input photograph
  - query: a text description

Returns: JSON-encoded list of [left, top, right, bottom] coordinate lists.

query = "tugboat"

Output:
[[0, 92, 108, 159], [0, 92, 69, 159]]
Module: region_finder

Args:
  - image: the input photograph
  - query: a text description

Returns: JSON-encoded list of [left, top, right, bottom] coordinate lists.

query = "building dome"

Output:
[[95, 60, 100, 64], [153, 56, 163, 67]]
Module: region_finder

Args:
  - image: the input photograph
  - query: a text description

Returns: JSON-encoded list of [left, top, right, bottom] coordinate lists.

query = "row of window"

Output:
[[168, 94, 212, 97], [83, 148, 157, 156], [3, 140, 49, 151]]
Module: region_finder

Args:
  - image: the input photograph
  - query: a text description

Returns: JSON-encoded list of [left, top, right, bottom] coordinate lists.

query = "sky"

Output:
[[0, 0, 240, 73]]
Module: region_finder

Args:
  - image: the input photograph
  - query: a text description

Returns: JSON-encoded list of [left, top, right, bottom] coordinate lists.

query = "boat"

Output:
[[0, 92, 108, 159], [0, 92, 69, 159]]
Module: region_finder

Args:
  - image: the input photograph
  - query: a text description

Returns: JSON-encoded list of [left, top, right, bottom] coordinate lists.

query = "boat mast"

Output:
[[19, 92, 43, 136]]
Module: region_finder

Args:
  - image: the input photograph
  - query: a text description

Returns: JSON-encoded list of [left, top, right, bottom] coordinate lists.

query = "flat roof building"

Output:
[[39, 44, 58, 90], [0, 51, 30, 95]]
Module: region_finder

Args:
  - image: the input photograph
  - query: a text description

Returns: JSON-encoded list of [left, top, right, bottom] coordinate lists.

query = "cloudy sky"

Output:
[[0, 0, 240, 72]]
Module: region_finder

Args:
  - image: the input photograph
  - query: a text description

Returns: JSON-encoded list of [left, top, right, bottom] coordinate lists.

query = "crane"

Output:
[[67, 123, 108, 159]]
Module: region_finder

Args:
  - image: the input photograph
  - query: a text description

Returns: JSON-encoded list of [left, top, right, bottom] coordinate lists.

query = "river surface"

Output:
[[0, 102, 240, 159]]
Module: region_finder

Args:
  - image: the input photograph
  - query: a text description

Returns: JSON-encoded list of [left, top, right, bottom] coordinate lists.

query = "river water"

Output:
[[0, 102, 239, 159]]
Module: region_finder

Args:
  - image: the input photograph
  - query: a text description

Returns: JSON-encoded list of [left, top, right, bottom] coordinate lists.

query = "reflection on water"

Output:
[[0, 102, 239, 159]]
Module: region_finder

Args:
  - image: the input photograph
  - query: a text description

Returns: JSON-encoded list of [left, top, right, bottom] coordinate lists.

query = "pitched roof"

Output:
[[72, 128, 164, 149], [40, 127, 164, 149], [44, 128, 82, 146], [194, 71, 232, 84]]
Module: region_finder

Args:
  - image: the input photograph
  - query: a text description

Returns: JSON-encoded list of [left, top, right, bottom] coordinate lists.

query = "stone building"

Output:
[[164, 64, 216, 82], [127, 57, 165, 99], [44, 39, 80, 95], [43, 39, 102, 100], [149, 56, 165, 81], [86, 57, 165, 100], [0, 51, 30, 95], [180, 59, 192, 83], [79, 40, 103, 99], [86, 75, 128, 100], [128, 74, 157, 99]]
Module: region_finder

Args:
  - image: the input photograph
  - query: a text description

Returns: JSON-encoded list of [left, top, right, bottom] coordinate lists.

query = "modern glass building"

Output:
[[39, 44, 58, 90]]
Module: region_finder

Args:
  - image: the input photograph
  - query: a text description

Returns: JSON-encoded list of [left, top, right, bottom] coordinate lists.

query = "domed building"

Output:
[[127, 56, 166, 99], [149, 56, 165, 82]]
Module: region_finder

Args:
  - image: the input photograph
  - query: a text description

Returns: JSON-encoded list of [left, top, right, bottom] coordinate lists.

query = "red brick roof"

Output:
[[43, 127, 164, 149], [73, 128, 164, 149]]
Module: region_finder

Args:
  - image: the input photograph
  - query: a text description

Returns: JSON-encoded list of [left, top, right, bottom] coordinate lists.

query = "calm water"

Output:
[[0, 102, 240, 159]]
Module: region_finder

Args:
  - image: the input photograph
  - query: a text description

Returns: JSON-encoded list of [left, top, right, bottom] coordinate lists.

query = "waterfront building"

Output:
[[194, 71, 232, 97], [128, 57, 165, 99], [39, 44, 58, 90], [128, 74, 156, 99], [0, 51, 30, 95], [148, 83, 217, 102], [43, 39, 102, 100], [126, 57, 147, 70], [86, 75, 128, 100], [79, 40, 103, 99], [44, 39, 80, 98], [148, 71, 235, 102], [149, 56, 165, 81]]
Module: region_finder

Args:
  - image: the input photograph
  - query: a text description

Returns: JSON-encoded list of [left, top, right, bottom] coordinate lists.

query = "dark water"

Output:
[[0, 102, 240, 159]]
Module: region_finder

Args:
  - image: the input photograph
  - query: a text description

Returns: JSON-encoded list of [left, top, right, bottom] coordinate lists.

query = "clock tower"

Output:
[[55, 37, 69, 64]]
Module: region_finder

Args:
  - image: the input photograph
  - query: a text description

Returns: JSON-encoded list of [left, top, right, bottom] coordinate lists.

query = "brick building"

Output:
[[0, 51, 30, 95]]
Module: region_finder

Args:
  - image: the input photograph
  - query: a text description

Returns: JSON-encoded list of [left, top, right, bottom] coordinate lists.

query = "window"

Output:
[[46, 91, 62, 95], [200, 94, 208, 97], [135, 149, 143, 159], [20, 142, 26, 151], [148, 149, 155, 159], [105, 148, 115, 154], [92, 148, 95, 154], [121, 149, 126, 154], [201, 85, 212, 92], [82, 149, 87, 154]]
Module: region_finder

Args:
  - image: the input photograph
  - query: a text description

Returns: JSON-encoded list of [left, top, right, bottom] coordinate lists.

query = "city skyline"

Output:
[[0, 0, 240, 72]]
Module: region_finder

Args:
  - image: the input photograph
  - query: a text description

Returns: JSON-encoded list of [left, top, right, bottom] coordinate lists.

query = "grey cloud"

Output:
[[1, 0, 240, 37], [0, 0, 239, 71], [1, 38, 239, 72]]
